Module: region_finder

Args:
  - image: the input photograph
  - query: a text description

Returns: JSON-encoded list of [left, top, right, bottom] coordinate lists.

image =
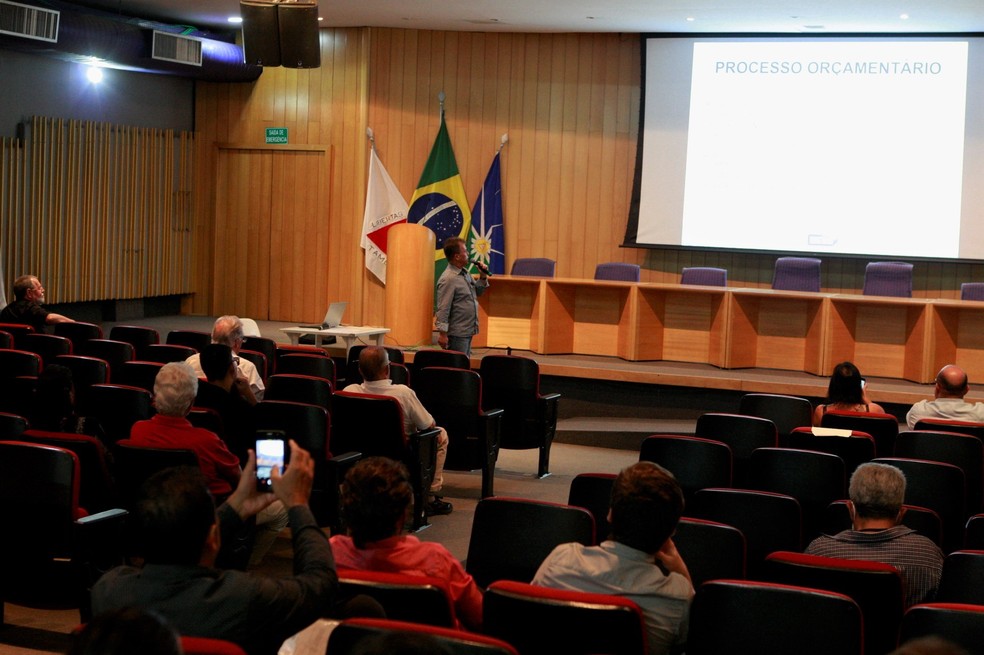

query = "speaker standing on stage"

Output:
[[435, 236, 488, 357]]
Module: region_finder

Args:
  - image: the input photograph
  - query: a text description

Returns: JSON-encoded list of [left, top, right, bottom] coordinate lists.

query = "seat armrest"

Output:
[[75, 508, 128, 525], [480, 407, 505, 419], [408, 427, 440, 531], [74, 507, 129, 621]]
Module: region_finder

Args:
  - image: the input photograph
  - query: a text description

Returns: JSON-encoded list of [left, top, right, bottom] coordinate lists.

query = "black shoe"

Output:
[[425, 497, 453, 516]]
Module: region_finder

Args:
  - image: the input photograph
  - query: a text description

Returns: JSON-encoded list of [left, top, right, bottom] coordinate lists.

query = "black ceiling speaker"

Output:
[[240, 1, 281, 67], [278, 1, 321, 69]]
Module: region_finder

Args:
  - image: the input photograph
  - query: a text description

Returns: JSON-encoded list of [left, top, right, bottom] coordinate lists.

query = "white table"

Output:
[[280, 325, 390, 356]]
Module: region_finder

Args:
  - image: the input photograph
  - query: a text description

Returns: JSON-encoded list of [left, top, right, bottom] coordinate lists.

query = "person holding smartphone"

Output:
[[812, 360, 886, 425], [92, 440, 339, 655]]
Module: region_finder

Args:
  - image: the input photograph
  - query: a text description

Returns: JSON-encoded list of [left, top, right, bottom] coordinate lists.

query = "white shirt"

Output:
[[343, 378, 434, 435], [906, 397, 984, 430], [533, 540, 694, 655], [185, 352, 265, 401]]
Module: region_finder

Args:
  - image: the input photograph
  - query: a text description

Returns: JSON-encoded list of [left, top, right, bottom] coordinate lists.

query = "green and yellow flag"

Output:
[[408, 111, 472, 290]]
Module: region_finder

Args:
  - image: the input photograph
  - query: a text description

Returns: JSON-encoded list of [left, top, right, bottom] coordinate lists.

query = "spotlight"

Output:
[[86, 66, 103, 83]]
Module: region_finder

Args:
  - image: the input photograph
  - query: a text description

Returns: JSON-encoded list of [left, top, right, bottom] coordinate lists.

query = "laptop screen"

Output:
[[321, 301, 347, 328]]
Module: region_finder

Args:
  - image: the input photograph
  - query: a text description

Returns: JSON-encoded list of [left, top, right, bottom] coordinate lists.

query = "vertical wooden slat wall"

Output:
[[0, 116, 194, 303]]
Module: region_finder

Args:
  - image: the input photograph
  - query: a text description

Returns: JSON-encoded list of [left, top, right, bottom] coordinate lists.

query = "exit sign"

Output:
[[265, 127, 288, 144]]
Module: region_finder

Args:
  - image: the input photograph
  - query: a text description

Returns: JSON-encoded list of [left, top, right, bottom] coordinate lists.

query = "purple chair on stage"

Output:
[[772, 257, 822, 292], [862, 262, 913, 298], [681, 267, 727, 287], [961, 283, 984, 301], [594, 263, 641, 282], [510, 258, 556, 278]]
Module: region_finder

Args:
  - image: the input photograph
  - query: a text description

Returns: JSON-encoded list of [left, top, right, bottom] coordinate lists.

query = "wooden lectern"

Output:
[[385, 223, 436, 348]]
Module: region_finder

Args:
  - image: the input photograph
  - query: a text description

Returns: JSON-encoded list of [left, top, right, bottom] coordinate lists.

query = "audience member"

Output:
[[130, 362, 241, 499], [68, 608, 181, 655], [129, 361, 286, 566], [343, 346, 451, 516], [186, 316, 265, 400], [435, 236, 488, 357], [0, 274, 74, 331], [805, 462, 943, 607], [813, 360, 886, 425], [29, 364, 106, 440], [330, 457, 483, 630], [91, 443, 336, 655], [532, 461, 694, 655], [906, 364, 984, 429], [195, 343, 257, 463], [891, 636, 970, 655]]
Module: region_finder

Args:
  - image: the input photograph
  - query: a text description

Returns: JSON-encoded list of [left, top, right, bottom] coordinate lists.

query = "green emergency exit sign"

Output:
[[265, 127, 288, 144]]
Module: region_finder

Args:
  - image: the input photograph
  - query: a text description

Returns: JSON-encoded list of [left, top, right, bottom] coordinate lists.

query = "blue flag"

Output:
[[467, 152, 505, 275]]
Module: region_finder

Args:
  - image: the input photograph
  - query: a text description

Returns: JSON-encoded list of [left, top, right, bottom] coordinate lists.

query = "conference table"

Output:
[[280, 325, 390, 356], [475, 276, 984, 383]]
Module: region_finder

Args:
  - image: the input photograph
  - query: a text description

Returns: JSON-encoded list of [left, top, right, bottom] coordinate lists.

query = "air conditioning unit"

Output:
[[0, 0, 59, 43]]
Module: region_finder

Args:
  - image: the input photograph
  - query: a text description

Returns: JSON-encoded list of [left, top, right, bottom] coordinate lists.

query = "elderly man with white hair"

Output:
[[185, 315, 265, 400]]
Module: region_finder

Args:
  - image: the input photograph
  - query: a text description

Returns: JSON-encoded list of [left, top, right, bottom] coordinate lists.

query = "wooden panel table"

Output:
[[928, 298, 984, 381], [538, 278, 635, 358], [726, 288, 827, 375], [629, 283, 729, 366], [475, 276, 544, 352], [824, 295, 933, 382]]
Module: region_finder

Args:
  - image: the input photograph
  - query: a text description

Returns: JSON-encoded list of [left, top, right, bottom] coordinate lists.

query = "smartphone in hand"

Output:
[[255, 430, 288, 492]]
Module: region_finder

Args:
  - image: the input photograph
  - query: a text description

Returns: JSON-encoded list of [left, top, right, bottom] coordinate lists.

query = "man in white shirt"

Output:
[[533, 461, 694, 655], [342, 346, 451, 516], [186, 315, 265, 400], [906, 364, 984, 429]]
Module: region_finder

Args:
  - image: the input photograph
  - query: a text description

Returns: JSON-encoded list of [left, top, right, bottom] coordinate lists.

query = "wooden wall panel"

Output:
[[191, 27, 984, 330]]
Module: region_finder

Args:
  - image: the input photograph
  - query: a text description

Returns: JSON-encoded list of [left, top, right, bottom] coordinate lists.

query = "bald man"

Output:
[[906, 364, 984, 429]]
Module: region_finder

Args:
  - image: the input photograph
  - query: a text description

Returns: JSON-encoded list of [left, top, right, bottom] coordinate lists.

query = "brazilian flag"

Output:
[[408, 111, 472, 293]]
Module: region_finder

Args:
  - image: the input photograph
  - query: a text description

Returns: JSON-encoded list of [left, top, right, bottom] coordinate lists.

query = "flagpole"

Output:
[[366, 126, 375, 153]]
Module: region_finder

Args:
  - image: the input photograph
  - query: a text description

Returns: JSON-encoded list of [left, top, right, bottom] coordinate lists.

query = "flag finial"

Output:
[[438, 91, 446, 114], [498, 133, 508, 153]]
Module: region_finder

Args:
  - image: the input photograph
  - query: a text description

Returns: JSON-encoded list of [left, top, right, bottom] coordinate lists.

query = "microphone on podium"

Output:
[[470, 260, 492, 277]]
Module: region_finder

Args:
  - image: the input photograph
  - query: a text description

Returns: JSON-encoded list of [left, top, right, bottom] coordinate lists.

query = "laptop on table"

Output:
[[298, 302, 347, 345]]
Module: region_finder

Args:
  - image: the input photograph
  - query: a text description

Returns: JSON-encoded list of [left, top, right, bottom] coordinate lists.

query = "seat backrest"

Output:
[[331, 392, 407, 460], [389, 362, 410, 386], [465, 496, 595, 588], [276, 353, 336, 387], [936, 550, 984, 604], [863, 261, 914, 297], [873, 457, 966, 553], [51, 355, 110, 393], [0, 441, 80, 560], [763, 551, 904, 655], [772, 257, 822, 292], [254, 399, 329, 463], [510, 257, 556, 278], [914, 418, 984, 441], [108, 325, 161, 357], [180, 636, 248, 655], [478, 355, 546, 448], [594, 262, 641, 282], [344, 345, 406, 386], [165, 329, 212, 352], [680, 266, 727, 286], [483, 580, 647, 655], [113, 440, 199, 509], [966, 514, 984, 549], [0, 348, 43, 378], [77, 383, 153, 444], [0, 322, 34, 342], [897, 430, 984, 515], [695, 412, 778, 487], [238, 349, 268, 382], [140, 343, 197, 365], [787, 427, 876, 477], [337, 569, 456, 627], [567, 473, 616, 545], [675, 517, 747, 587], [639, 434, 732, 504], [77, 338, 136, 375], [114, 360, 165, 393], [748, 447, 846, 542], [410, 349, 470, 386], [820, 409, 900, 458], [266, 373, 333, 410], [0, 329, 11, 349], [0, 411, 30, 439], [688, 488, 802, 577], [414, 367, 488, 471], [327, 618, 519, 655], [899, 603, 984, 653], [187, 406, 226, 438], [53, 321, 104, 349], [738, 393, 813, 439], [23, 429, 116, 513], [18, 333, 74, 364], [242, 336, 278, 376], [960, 282, 984, 301], [687, 580, 864, 655]]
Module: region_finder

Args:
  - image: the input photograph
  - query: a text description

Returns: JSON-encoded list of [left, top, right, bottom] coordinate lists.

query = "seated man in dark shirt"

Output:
[[0, 274, 74, 331], [91, 442, 338, 655], [195, 343, 257, 464]]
